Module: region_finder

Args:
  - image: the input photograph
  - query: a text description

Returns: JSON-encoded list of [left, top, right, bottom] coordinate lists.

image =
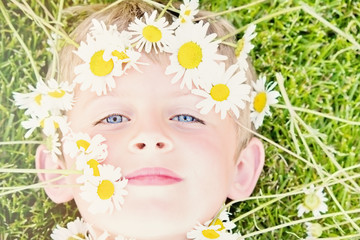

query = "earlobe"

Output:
[[35, 144, 74, 203], [227, 137, 265, 200]]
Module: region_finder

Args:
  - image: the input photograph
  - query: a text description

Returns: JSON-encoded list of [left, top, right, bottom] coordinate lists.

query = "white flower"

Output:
[[250, 75, 280, 129], [297, 184, 328, 217], [21, 113, 69, 138], [50, 217, 91, 240], [44, 133, 62, 163], [187, 223, 240, 240], [235, 24, 256, 71], [192, 63, 251, 119], [44, 79, 74, 111], [128, 10, 174, 53], [305, 222, 323, 239], [165, 21, 227, 90], [205, 210, 236, 233], [46, 33, 62, 54], [62, 132, 108, 161], [173, 0, 199, 26], [13, 79, 49, 116], [116, 47, 148, 73], [73, 22, 125, 96], [80, 164, 128, 214]]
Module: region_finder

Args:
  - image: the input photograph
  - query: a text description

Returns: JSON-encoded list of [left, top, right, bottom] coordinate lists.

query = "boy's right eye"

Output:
[[96, 114, 130, 125]]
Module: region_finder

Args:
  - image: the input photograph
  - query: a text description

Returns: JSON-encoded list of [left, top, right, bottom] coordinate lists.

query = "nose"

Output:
[[128, 132, 173, 153]]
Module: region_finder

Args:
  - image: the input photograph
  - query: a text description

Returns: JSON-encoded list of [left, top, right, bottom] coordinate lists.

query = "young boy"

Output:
[[33, 0, 265, 239]]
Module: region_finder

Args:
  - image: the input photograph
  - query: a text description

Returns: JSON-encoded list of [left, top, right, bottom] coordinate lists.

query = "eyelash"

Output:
[[95, 113, 205, 125]]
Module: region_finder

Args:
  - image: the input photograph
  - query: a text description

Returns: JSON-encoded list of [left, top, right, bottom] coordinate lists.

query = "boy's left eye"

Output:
[[171, 114, 204, 124]]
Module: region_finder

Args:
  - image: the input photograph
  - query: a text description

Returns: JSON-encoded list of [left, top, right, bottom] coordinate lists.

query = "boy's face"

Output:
[[65, 56, 240, 239]]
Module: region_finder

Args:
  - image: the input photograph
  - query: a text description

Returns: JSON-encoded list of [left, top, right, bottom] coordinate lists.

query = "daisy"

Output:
[[21, 113, 69, 138], [44, 133, 62, 163], [50, 217, 91, 240], [128, 10, 174, 53], [187, 223, 240, 240], [206, 210, 236, 233], [250, 75, 280, 129], [62, 132, 108, 161], [305, 222, 323, 239], [44, 78, 74, 111], [165, 21, 227, 90], [114, 47, 147, 73], [46, 32, 62, 54], [79, 164, 128, 214], [173, 0, 199, 26], [73, 31, 123, 96], [297, 184, 328, 217], [235, 24, 256, 71], [192, 63, 251, 119], [13, 79, 50, 116]]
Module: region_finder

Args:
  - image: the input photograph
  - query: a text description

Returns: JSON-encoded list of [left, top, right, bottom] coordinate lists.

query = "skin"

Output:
[[37, 55, 264, 239]]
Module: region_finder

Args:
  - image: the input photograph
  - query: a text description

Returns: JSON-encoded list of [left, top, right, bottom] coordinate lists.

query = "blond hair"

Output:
[[58, 0, 255, 157]]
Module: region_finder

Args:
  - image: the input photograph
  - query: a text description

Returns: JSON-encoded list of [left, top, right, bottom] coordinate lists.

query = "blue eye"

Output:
[[103, 114, 129, 124], [171, 114, 204, 124]]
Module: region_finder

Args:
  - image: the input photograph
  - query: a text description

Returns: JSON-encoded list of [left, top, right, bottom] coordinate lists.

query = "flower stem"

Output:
[[0, 141, 42, 145], [273, 104, 360, 125], [241, 209, 360, 238], [0, 168, 81, 175], [194, 0, 268, 21], [219, 6, 302, 42], [157, 0, 173, 20]]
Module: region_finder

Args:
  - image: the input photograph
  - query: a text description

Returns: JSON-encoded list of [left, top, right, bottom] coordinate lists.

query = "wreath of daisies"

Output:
[[11, 0, 295, 239]]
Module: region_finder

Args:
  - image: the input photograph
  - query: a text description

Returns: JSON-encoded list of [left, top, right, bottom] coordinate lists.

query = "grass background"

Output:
[[0, 0, 359, 239]]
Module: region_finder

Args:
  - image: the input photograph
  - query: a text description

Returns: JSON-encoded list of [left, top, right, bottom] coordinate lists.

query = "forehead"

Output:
[[73, 54, 197, 107]]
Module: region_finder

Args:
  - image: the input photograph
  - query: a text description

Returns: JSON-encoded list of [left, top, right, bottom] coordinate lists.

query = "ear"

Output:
[[227, 137, 265, 200], [35, 144, 74, 203]]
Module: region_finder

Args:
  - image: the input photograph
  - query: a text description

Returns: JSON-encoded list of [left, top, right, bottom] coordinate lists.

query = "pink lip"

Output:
[[125, 167, 183, 186]]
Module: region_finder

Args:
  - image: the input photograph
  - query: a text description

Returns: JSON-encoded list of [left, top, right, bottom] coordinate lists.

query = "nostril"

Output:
[[136, 143, 146, 149], [156, 142, 165, 148]]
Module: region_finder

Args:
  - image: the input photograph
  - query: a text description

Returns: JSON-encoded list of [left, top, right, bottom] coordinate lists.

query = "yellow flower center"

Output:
[[48, 90, 66, 98], [184, 9, 191, 16], [253, 92, 267, 113], [212, 219, 225, 231], [180, 17, 186, 23], [97, 180, 115, 200], [76, 139, 90, 151], [177, 41, 203, 69], [309, 223, 323, 237], [201, 229, 220, 239], [210, 84, 230, 102], [34, 94, 42, 105], [40, 119, 59, 129], [235, 38, 245, 57], [87, 159, 100, 176], [68, 234, 85, 240], [89, 50, 114, 76], [304, 193, 321, 210], [142, 25, 162, 43], [112, 50, 129, 60]]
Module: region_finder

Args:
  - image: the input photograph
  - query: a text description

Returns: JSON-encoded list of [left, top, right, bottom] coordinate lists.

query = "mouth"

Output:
[[125, 167, 183, 186]]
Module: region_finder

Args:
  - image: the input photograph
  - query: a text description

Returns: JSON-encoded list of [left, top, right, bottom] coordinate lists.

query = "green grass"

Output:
[[1, 0, 359, 239]]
